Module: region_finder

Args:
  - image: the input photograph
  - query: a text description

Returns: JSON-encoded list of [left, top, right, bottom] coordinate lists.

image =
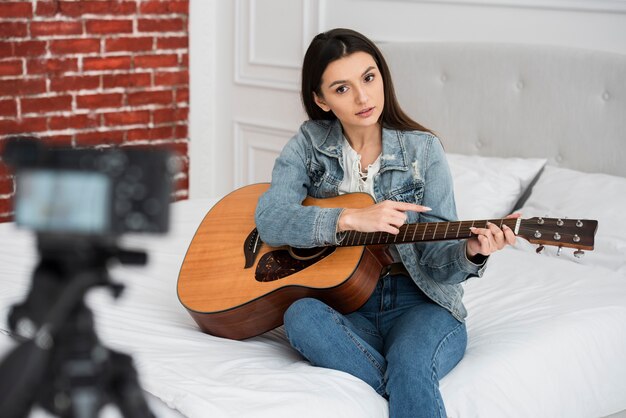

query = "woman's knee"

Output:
[[388, 322, 466, 383], [283, 298, 330, 334]]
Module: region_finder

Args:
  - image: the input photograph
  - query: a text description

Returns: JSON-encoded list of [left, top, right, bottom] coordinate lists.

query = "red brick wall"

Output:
[[0, 0, 190, 223]]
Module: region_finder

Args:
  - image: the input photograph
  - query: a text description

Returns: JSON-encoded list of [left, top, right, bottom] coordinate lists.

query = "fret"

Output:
[[421, 223, 427, 241], [432, 223, 438, 240], [444, 222, 450, 239], [470, 220, 475, 237], [411, 223, 418, 241], [348, 231, 355, 246], [354, 233, 360, 246], [345, 230, 354, 246], [455, 221, 460, 238], [402, 225, 409, 242]]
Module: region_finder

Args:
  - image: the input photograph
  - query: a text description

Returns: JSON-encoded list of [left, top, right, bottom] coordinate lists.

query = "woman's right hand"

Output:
[[337, 200, 431, 235]]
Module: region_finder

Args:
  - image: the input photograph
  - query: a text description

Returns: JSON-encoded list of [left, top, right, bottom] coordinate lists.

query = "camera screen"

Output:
[[15, 170, 111, 234]]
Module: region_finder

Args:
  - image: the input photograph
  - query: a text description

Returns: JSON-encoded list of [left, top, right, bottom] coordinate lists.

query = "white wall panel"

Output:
[[189, 0, 217, 199], [249, 0, 303, 68], [325, 0, 626, 54], [233, 121, 294, 187], [235, 0, 324, 91], [398, 0, 626, 13]]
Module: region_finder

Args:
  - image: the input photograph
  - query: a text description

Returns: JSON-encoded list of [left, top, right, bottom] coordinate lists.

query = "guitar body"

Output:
[[177, 183, 387, 340]]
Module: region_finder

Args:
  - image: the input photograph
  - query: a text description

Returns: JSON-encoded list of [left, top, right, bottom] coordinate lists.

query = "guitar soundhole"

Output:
[[255, 247, 335, 282], [288, 247, 328, 260]]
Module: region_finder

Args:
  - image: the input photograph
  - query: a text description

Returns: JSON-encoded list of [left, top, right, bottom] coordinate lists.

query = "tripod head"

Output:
[[0, 235, 154, 418], [9, 234, 146, 340]]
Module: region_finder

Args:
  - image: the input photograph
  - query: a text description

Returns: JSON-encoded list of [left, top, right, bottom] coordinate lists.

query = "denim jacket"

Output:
[[255, 119, 487, 321]]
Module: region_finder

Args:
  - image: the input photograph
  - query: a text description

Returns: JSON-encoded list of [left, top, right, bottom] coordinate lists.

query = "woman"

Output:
[[254, 28, 516, 418]]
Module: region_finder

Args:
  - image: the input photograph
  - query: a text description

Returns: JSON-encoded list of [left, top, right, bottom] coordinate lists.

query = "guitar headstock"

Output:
[[518, 217, 598, 253]]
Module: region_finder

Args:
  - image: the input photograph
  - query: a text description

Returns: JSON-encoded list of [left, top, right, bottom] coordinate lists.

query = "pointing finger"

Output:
[[389, 201, 432, 213]]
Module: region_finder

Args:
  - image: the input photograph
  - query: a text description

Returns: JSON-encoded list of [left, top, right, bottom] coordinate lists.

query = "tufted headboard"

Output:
[[379, 42, 626, 178]]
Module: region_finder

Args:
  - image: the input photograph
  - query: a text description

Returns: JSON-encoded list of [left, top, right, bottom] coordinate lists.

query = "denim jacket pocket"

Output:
[[382, 180, 424, 203], [307, 162, 340, 198], [382, 180, 424, 223], [308, 161, 325, 186]]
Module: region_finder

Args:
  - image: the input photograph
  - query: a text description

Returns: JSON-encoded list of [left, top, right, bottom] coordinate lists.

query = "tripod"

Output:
[[0, 235, 155, 418]]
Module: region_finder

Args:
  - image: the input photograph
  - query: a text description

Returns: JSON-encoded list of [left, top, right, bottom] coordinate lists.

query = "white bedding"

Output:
[[2, 174, 626, 417]]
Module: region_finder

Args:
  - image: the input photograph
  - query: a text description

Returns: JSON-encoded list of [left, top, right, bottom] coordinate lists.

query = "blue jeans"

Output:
[[283, 273, 467, 418]]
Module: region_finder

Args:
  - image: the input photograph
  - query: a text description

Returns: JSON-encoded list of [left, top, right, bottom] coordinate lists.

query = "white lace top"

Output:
[[338, 136, 381, 197]]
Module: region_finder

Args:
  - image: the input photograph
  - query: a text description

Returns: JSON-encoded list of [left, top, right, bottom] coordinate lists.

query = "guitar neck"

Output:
[[339, 218, 520, 247]]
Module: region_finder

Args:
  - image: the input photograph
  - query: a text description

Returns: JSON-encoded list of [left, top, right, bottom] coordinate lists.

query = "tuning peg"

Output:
[[536, 245, 545, 254], [574, 250, 585, 259], [556, 246, 563, 256]]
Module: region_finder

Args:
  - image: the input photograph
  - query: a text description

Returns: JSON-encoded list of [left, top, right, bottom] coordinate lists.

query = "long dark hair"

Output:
[[301, 28, 432, 134]]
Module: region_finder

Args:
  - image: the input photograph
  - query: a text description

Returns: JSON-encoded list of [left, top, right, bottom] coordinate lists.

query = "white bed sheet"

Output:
[[1, 197, 625, 418], [446, 247, 626, 417], [0, 199, 387, 418]]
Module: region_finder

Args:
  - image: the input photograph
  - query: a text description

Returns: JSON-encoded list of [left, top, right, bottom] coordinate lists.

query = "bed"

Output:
[[1, 42, 626, 417]]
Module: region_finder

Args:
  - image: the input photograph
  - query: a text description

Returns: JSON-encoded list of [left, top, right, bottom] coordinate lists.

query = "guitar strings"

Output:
[[342, 221, 589, 247]]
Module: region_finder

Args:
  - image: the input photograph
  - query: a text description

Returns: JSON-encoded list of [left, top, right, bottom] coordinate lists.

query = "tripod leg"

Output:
[[107, 350, 155, 418], [0, 339, 50, 418]]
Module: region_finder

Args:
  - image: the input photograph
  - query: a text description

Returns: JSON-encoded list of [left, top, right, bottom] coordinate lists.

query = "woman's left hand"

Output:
[[466, 213, 520, 259]]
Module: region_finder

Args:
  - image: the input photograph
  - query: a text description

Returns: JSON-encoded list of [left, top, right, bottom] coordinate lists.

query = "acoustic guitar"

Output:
[[177, 183, 598, 340]]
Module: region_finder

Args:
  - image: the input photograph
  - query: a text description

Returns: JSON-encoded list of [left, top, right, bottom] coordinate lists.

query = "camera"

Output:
[[4, 136, 173, 237], [0, 137, 174, 418]]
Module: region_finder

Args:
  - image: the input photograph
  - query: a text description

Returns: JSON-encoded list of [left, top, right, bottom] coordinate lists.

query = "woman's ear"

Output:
[[313, 92, 331, 112]]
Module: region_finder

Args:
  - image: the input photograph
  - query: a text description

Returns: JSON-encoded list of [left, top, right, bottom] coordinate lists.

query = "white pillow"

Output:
[[447, 153, 547, 220], [515, 165, 626, 272]]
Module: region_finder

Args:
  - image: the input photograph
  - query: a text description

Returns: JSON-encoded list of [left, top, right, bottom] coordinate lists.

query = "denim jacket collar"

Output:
[[311, 119, 409, 173]]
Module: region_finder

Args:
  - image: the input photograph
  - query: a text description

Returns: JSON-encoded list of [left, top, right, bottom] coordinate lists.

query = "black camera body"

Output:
[[4, 137, 172, 237]]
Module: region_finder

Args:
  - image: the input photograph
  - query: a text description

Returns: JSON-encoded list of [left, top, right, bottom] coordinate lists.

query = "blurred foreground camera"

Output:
[[0, 137, 175, 418], [4, 137, 172, 237]]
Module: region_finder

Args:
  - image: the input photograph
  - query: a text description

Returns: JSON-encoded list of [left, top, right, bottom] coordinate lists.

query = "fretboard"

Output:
[[338, 218, 520, 247]]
